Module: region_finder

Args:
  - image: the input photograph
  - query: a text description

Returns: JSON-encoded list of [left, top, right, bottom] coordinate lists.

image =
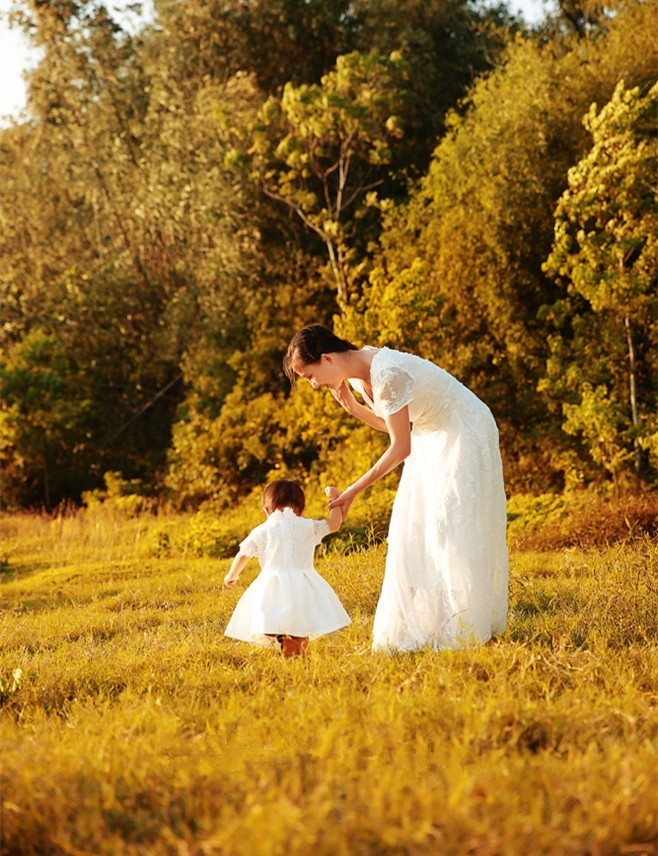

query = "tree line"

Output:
[[0, 0, 656, 510]]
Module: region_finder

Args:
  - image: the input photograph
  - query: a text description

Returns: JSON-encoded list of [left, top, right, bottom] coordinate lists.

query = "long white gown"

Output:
[[350, 347, 508, 652]]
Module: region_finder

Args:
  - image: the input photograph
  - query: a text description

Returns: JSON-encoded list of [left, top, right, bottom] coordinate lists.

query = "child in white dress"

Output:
[[224, 479, 350, 657]]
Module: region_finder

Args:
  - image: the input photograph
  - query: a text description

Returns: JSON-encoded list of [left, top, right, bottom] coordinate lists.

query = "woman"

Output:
[[283, 324, 508, 652]]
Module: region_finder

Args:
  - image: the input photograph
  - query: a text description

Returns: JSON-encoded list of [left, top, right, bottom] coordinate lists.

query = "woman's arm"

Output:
[[331, 382, 389, 433], [328, 407, 411, 518]]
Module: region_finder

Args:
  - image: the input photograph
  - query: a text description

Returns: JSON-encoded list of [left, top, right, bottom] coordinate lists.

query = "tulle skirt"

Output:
[[225, 568, 350, 644]]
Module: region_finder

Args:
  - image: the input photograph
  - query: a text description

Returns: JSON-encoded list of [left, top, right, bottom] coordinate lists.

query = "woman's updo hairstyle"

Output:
[[283, 324, 358, 385]]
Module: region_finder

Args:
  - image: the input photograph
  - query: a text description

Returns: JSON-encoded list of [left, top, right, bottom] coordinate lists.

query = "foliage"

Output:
[[348, 0, 519, 177], [542, 81, 658, 484], [82, 471, 154, 518], [152, 0, 357, 96], [507, 488, 658, 551], [342, 2, 658, 491], [250, 49, 407, 302], [155, 0, 513, 167], [0, 510, 657, 853], [165, 386, 286, 508], [0, 329, 94, 509], [2, 0, 658, 509]]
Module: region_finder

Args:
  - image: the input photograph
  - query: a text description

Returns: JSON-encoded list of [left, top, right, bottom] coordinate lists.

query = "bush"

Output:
[[510, 490, 658, 551]]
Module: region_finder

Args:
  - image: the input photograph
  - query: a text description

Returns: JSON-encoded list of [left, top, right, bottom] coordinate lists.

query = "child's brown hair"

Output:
[[262, 480, 305, 515]]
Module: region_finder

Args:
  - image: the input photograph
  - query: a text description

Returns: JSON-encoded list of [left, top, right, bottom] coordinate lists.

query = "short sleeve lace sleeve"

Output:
[[310, 518, 330, 545], [374, 366, 414, 417], [239, 525, 264, 558]]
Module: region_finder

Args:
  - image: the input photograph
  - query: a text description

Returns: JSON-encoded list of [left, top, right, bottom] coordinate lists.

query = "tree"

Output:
[[0, 329, 93, 509], [153, 0, 356, 96], [349, 0, 518, 178], [340, 0, 658, 491], [249, 50, 406, 304], [0, 1, 264, 504], [542, 81, 658, 485]]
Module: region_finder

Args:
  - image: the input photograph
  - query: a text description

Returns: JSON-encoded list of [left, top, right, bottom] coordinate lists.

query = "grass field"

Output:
[[1, 509, 657, 855]]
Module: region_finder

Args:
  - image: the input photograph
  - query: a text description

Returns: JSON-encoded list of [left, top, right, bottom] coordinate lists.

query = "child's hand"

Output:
[[324, 485, 340, 501], [224, 553, 249, 588], [328, 484, 358, 519]]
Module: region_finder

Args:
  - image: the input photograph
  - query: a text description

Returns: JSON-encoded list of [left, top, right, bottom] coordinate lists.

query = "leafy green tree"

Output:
[[548, 0, 619, 37], [1, 1, 270, 504], [152, 0, 356, 95], [250, 50, 406, 303], [0, 329, 93, 509], [154, 0, 512, 159], [542, 81, 658, 485], [349, 0, 518, 177], [340, 0, 658, 490]]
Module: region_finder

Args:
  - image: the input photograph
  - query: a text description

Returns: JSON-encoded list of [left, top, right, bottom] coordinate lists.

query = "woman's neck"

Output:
[[339, 347, 377, 381]]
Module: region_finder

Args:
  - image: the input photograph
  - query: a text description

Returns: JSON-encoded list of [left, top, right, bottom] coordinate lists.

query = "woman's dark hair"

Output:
[[283, 324, 358, 385], [262, 479, 305, 515]]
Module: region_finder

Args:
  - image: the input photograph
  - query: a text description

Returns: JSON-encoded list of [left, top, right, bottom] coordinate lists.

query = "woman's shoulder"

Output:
[[370, 346, 418, 381], [373, 346, 443, 377]]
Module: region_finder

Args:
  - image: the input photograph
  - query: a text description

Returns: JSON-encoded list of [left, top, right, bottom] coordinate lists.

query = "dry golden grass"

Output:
[[1, 509, 657, 855]]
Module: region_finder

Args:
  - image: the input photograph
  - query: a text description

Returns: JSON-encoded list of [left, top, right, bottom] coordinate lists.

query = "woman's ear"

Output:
[[320, 353, 334, 366]]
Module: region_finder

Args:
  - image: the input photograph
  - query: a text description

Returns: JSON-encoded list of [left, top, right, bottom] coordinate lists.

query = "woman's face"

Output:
[[295, 354, 341, 390]]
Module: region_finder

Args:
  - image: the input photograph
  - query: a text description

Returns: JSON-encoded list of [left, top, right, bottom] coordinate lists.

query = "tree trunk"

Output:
[[624, 313, 641, 473], [43, 444, 51, 512], [325, 238, 348, 307]]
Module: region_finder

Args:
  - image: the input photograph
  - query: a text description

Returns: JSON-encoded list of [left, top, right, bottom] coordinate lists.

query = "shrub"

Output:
[[511, 490, 658, 551]]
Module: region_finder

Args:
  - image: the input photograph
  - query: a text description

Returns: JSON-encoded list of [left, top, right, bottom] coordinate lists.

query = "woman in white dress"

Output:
[[283, 325, 508, 652]]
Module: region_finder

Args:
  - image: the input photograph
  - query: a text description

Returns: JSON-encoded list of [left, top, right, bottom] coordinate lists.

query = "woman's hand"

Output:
[[328, 484, 360, 519], [224, 571, 239, 588], [330, 381, 358, 413]]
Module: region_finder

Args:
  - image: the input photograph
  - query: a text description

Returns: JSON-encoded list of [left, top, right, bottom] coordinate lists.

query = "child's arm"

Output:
[[224, 552, 251, 587], [324, 485, 344, 533]]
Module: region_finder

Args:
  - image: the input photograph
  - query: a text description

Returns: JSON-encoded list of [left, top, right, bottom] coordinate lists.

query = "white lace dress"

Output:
[[350, 347, 508, 652], [224, 507, 350, 644]]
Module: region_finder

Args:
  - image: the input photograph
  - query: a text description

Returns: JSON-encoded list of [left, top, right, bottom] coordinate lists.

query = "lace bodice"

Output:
[[239, 508, 329, 574], [350, 347, 484, 431]]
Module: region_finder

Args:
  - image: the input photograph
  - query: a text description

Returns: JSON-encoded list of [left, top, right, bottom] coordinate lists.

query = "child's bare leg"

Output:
[[281, 635, 309, 657]]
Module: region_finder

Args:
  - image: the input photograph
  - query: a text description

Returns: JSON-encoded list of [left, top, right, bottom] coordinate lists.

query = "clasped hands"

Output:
[[327, 483, 359, 519]]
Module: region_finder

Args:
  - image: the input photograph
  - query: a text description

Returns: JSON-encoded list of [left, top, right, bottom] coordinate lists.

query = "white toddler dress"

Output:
[[350, 347, 508, 652], [224, 507, 350, 644]]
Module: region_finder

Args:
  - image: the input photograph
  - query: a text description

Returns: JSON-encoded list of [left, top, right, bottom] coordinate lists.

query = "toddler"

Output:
[[224, 479, 350, 657]]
